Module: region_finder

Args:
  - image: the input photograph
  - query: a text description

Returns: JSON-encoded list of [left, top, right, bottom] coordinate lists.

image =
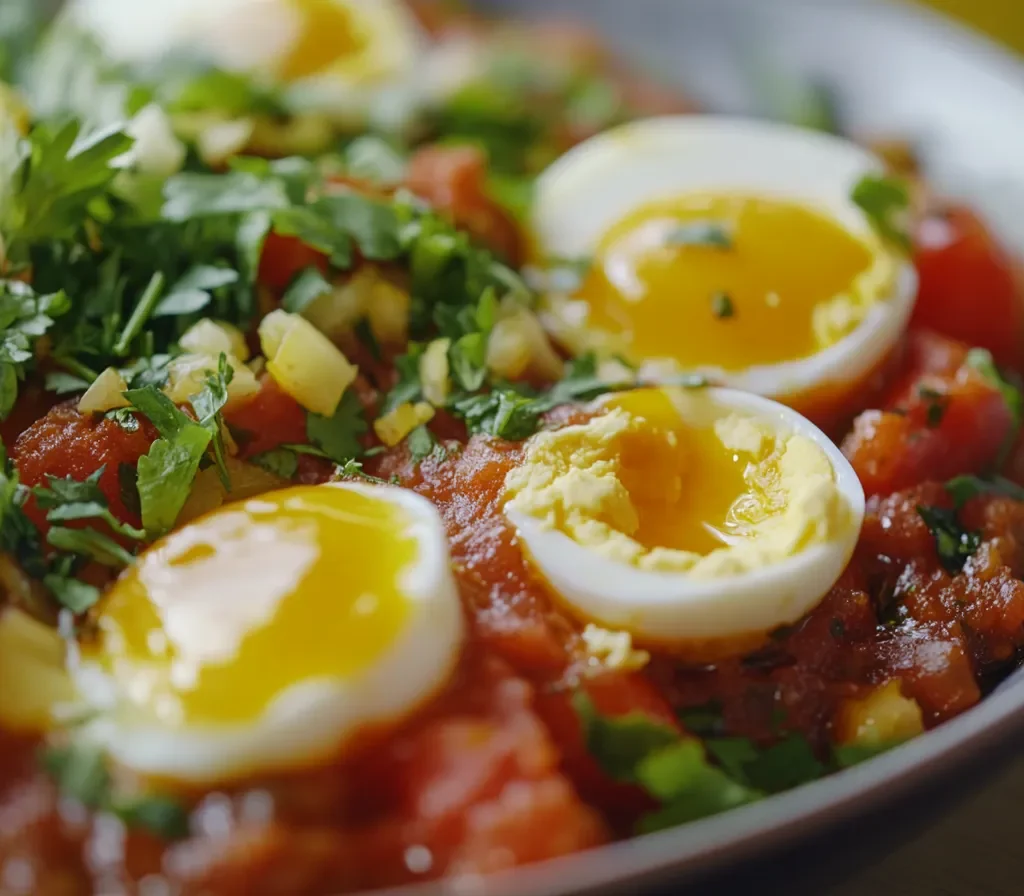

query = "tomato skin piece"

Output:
[[406, 144, 524, 264], [12, 401, 157, 533], [258, 232, 329, 293], [843, 360, 1014, 497], [882, 328, 969, 409], [913, 206, 1024, 371], [224, 374, 310, 458]]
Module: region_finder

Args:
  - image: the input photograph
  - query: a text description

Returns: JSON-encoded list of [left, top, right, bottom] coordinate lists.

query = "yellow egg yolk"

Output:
[[576, 194, 875, 371], [277, 0, 366, 81], [83, 485, 415, 727], [602, 389, 772, 555]]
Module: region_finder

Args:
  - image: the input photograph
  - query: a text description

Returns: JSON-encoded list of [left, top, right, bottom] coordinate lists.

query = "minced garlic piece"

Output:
[[419, 338, 451, 407], [78, 367, 130, 414], [180, 318, 251, 362], [581, 623, 650, 671], [374, 401, 435, 448], [487, 306, 564, 382]]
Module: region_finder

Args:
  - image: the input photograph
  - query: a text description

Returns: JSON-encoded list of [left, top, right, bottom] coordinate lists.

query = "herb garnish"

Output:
[[851, 174, 912, 251], [666, 221, 734, 250], [916, 504, 982, 574], [711, 292, 735, 319], [966, 347, 1023, 467], [917, 385, 948, 428]]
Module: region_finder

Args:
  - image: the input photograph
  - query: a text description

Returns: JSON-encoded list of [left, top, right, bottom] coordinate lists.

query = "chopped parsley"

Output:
[[851, 174, 912, 252], [946, 474, 1024, 508], [966, 347, 1023, 467], [306, 390, 368, 465], [665, 221, 734, 250], [917, 385, 948, 428], [916, 504, 982, 575], [711, 292, 735, 319]]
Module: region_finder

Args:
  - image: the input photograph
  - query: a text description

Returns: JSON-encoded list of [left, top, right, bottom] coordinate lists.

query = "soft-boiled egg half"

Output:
[[504, 387, 864, 661], [70, 482, 463, 783], [532, 117, 918, 425], [67, 0, 424, 124]]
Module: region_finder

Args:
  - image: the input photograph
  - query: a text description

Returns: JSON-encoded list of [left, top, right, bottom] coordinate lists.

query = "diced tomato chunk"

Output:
[[225, 375, 309, 458], [406, 145, 523, 264], [913, 206, 1024, 370], [12, 401, 157, 532], [258, 232, 329, 293], [882, 328, 969, 408], [843, 359, 1014, 497]]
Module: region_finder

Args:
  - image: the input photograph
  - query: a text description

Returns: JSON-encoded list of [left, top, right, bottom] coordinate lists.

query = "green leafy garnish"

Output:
[[946, 474, 1024, 508], [851, 174, 911, 251], [306, 390, 368, 465], [665, 221, 733, 250], [916, 504, 982, 575], [711, 292, 735, 320], [282, 266, 333, 315], [407, 425, 441, 464], [450, 388, 541, 441], [966, 347, 1023, 467], [33, 468, 145, 542], [251, 447, 300, 480], [917, 385, 947, 428]]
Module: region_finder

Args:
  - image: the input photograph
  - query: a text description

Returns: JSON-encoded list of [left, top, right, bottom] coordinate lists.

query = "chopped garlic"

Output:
[[78, 367, 131, 415], [180, 318, 251, 362], [122, 103, 187, 177], [259, 309, 358, 417], [419, 338, 451, 407], [581, 624, 650, 672], [374, 401, 435, 448], [487, 306, 564, 382], [165, 353, 260, 408]]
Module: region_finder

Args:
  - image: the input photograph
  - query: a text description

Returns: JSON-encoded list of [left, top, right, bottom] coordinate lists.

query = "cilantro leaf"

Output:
[[917, 504, 982, 574], [946, 474, 1024, 507], [33, 468, 145, 541], [450, 389, 541, 441], [250, 447, 299, 480], [851, 174, 911, 251], [47, 526, 136, 568], [381, 345, 425, 415], [407, 425, 440, 464], [152, 264, 239, 319], [572, 692, 680, 781], [317, 193, 402, 261], [966, 347, 1022, 467], [282, 266, 333, 315], [665, 221, 733, 249], [135, 425, 212, 535], [343, 136, 407, 187], [189, 353, 234, 488], [306, 390, 368, 464], [833, 740, 905, 769], [42, 574, 100, 613], [162, 170, 291, 221]]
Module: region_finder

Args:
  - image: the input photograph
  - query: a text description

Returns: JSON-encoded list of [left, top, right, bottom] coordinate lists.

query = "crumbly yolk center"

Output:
[[277, 0, 367, 81], [604, 390, 774, 555], [578, 194, 875, 370], [85, 486, 414, 727]]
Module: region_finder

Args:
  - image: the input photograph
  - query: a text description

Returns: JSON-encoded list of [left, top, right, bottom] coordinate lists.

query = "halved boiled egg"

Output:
[[71, 482, 463, 783], [67, 0, 425, 124], [531, 117, 918, 425], [504, 387, 864, 661]]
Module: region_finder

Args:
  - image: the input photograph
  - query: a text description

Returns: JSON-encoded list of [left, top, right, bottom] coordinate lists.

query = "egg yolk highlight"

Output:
[[277, 0, 367, 81], [575, 194, 876, 370], [84, 486, 415, 727]]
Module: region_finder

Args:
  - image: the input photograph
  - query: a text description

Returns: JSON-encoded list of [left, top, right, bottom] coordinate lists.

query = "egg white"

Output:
[[532, 116, 919, 403], [71, 483, 464, 784], [505, 388, 865, 652]]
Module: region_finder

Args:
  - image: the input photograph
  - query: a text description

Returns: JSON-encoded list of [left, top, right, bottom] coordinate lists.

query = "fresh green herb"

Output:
[[125, 387, 213, 535], [832, 740, 906, 769], [153, 264, 239, 318], [42, 744, 189, 840], [45, 371, 91, 395], [343, 135, 407, 187], [406, 425, 440, 464], [161, 170, 292, 222], [677, 702, 725, 738], [1, 120, 133, 272], [666, 221, 733, 250], [47, 526, 136, 568], [711, 292, 735, 320], [189, 353, 235, 489], [917, 385, 947, 428], [43, 574, 100, 614], [112, 272, 166, 357], [381, 345, 425, 415], [336, 458, 389, 485], [851, 174, 911, 251], [306, 390, 368, 464], [0, 281, 71, 418], [282, 266, 333, 315], [946, 474, 1024, 508], [33, 468, 145, 541], [251, 448, 300, 480], [966, 347, 1023, 467], [916, 504, 982, 575], [450, 389, 541, 441], [444, 288, 498, 392]]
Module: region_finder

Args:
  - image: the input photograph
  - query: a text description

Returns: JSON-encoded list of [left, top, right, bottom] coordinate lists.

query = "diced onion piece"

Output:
[[487, 306, 564, 382], [180, 318, 251, 362], [581, 623, 650, 671], [197, 117, 256, 167], [835, 680, 924, 746], [177, 458, 289, 525], [373, 401, 435, 447], [165, 353, 261, 409], [78, 367, 130, 414], [365, 273, 411, 347], [0, 609, 75, 733], [303, 276, 369, 340], [259, 309, 358, 417], [419, 338, 451, 407]]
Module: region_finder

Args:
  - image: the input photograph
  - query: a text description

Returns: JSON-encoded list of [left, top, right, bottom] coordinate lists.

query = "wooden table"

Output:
[[824, 757, 1024, 896]]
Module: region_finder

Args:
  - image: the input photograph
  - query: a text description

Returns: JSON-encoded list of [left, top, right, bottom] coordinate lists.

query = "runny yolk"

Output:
[[277, 0, 366, 81], [85, 486, 414, 726], [577, 194, 875, 370], [606, 390, 773, 555]]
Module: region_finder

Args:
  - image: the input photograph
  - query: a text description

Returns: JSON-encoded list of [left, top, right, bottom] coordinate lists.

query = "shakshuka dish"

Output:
[[2, 1, 1024, 893]]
